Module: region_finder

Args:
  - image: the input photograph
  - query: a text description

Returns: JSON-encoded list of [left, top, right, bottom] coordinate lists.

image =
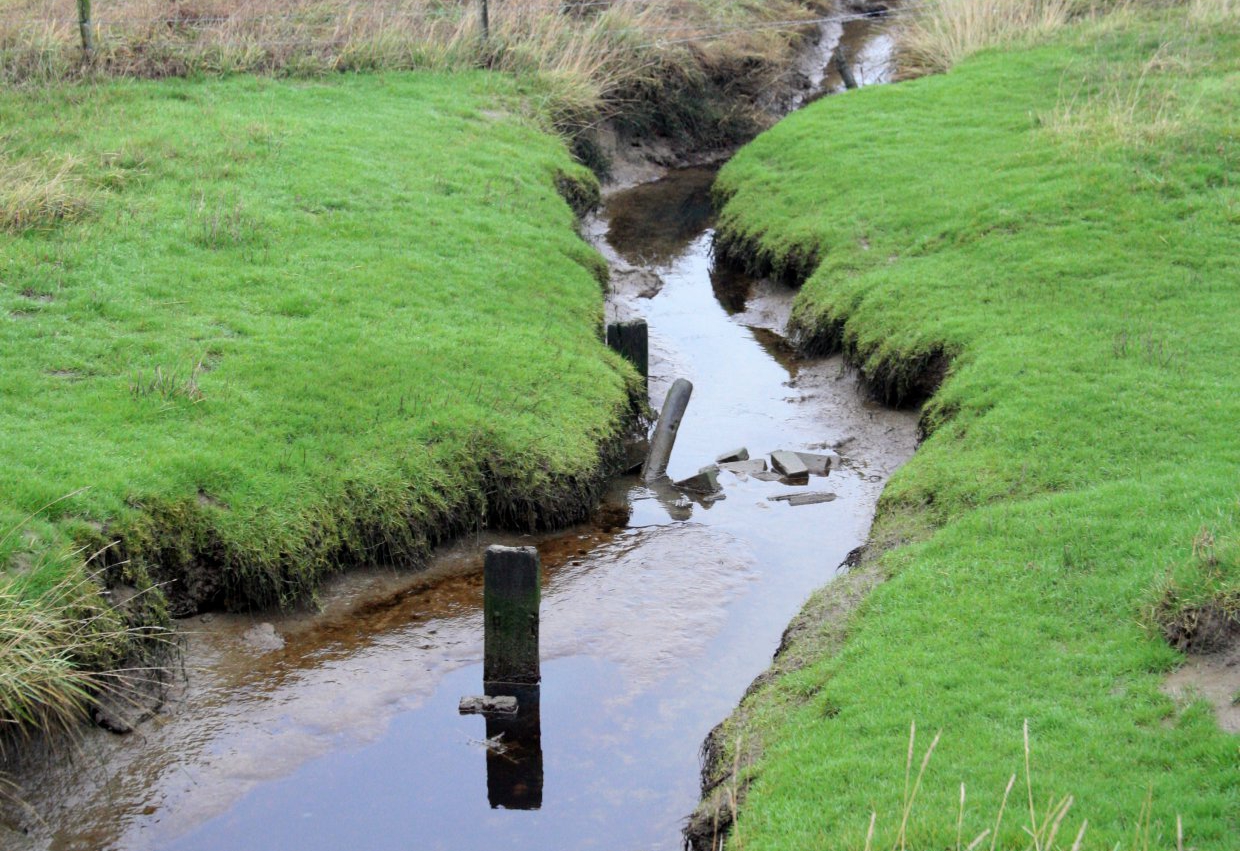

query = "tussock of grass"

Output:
[[0, 538, 170, 744], [0, 155, 91, 233], [704, 4, 1238, 849], [1147, 513, 1240, 653]]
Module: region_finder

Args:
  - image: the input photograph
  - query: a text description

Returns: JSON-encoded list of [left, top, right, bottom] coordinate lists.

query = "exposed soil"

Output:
[[1163, 638, 1240, 734]]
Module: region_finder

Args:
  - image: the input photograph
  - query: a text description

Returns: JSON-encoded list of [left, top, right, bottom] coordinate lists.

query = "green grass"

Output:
[[707, 6, 1239, 849], [0, 71, 636, 627]]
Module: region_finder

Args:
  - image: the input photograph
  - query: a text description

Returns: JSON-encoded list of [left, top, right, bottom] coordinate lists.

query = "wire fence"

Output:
[[0, 1, 925, 48]]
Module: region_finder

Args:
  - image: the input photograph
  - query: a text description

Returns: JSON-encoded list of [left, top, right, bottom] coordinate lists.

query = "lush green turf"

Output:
[[710, 8, 1239, 849], [0, 72, 634, 615]]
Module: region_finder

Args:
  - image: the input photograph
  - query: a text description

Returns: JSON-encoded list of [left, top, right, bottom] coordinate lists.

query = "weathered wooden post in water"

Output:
[[643, 378, 693, 483], [479, 545, 543, 809], [483, 545, 540, 686], [606, 319, 649, 391], [77, 0, 94, 55]]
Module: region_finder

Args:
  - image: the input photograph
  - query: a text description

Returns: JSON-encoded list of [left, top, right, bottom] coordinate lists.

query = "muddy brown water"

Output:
[[8, 23, 913, 851]]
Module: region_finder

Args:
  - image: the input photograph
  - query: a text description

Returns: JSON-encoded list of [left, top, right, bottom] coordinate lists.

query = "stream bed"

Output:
[[10, 18, 913, 851]]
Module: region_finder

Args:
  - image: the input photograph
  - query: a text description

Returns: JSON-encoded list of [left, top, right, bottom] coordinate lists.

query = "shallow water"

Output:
[[10, 23, 912, 851]]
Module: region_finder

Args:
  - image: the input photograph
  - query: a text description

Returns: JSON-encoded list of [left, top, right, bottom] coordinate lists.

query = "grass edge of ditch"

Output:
[[686, 4, 1239, 849], [0, 75, 647, 753]]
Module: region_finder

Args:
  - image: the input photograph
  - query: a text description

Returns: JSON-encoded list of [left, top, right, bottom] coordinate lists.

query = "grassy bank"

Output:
[[0, 0, 825, 155], [0, 71, 639, 728], [701, 3, 1238, 848]]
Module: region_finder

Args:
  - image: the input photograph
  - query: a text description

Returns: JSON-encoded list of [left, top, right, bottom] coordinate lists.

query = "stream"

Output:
[[8, 15, 912, 851]]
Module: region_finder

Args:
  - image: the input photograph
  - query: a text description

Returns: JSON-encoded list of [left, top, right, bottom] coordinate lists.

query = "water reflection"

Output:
[[482, 683, 543, 811]]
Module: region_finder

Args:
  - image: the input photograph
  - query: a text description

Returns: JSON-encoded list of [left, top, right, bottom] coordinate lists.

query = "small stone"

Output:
[[675, 465, 722, 494], [719, 459, 767, 475], [768, 491, 837, 506], [770, 451, 809, 477], [752, 471, 783, 482], [715, 447, 750, 464], [459, 695, 519, 716], [242, 622, 285, 652], [795, 451, 840, 475]]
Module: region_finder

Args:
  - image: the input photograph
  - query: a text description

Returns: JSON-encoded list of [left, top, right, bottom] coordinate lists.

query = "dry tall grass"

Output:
[[0, 155, 91, 233], [0, 0, 816, 125], [895, 0, 1080, 77], [0, 561, 168, 745]]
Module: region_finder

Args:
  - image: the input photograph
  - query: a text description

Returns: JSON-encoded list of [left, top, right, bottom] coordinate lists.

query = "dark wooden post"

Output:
[[606, 319, 649, 391], [834, 47, 858, 90], [480, 0, 490, 43], [483, 545, 540, 686], [77, 0, 94, 55]]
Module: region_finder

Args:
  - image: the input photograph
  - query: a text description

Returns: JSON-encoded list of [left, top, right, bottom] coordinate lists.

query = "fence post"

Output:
[[77, 0, 94, 56], [606, 319, 649, 393], [483, 545, 540, 686], [480, 0, 490, 42]]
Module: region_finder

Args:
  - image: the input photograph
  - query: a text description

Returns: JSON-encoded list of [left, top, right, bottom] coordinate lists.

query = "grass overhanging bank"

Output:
[[696, 1, 1239, 848], [0, 72, 642, 736]]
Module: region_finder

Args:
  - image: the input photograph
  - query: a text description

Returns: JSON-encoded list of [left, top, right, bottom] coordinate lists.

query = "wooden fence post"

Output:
[[483, 545, 540, 686], [77, 0, 94, 55]]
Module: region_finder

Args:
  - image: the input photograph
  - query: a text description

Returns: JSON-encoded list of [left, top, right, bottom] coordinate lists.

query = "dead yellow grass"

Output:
[[0, 0, 815, 126], [0, 155, 91, 233], [895, 0, 1079, 77]]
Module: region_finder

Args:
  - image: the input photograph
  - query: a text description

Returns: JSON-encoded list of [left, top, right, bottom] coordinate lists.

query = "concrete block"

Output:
[[768, 491, 837, 507], [675, 464, 721, 494], [770, 451, 809, 477], [719, 459, 767, 475], [794, 451, 839, 475], [715, 447, 750, 464]]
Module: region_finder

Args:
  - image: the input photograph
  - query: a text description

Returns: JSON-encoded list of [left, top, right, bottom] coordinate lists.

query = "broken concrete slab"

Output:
[[675, 464, 722, 494], [770, 451, 809, 477], [794, 451, 840, 476], [715, 447, 750, 464], [767, 491, 837, 506], [719, 459, 767, 475], [752, 471, 784, 482], [459, 695, 519, 716]]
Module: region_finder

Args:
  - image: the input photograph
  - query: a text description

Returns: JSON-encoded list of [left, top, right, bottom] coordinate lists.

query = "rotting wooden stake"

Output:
[[77, 0, 94, 55], [483, 545, 540, 686], [834, 47, 858, 90], [643, 378, 692, 483], [606, 319, 649, 391]]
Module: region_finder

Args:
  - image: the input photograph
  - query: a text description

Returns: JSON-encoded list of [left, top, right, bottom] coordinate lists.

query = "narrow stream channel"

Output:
[[12, 17, 912, 851]]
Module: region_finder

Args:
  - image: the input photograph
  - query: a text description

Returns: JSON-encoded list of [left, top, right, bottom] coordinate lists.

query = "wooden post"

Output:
[[77, 0, 94, 55], [834, 47, 858, 91], [642, 377, 692, 483], [483, 545, 540, 686], [606, 319, 648, 391], [480, 0, 490, 43]]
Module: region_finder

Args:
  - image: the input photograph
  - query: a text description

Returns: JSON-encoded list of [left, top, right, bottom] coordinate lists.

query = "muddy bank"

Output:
[[591, 4, 899, 190]]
